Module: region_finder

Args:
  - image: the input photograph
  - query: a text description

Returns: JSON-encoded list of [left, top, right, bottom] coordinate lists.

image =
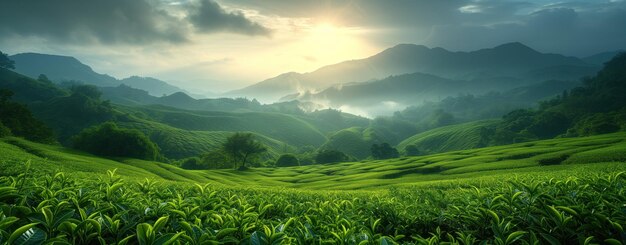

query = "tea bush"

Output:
[[1, 165, 625, 244]]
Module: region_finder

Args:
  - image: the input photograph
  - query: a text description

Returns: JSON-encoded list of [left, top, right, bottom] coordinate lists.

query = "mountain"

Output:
[[295, 73, 479, 108], [583, 50, 625, 66], [297, 72, 581, 117], [119, 76, 189, 97], [99, 84, 157, 105], [100, 85, 265, 112], [9, 52, 187, 97], [228, 42, 599, 102], [0, 67, 68, 103], [10, 53, 118, 86]]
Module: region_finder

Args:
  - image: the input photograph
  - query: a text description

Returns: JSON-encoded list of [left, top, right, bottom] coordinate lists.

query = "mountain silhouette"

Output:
[[9, 52, 188, 97], [228, 42, 598, 102]]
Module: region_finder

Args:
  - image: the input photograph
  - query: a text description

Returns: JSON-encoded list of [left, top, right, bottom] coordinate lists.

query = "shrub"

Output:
[[404, 145, 422, 156], [538, 154, 570, 165], [200, 150, 233, 169], [371, 143, 399, 159], [0, 122, 11, 137], [275, 154, 300, 167], [72, 122, 159, 160], [180, 157, 205, 170], [315, 150, 349, 164]]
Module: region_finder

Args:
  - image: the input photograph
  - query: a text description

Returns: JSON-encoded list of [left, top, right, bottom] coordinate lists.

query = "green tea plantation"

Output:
[[1, 133, 626, 244]]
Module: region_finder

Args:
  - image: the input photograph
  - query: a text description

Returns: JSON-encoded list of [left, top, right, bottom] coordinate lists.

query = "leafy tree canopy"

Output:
[[222, 132, 266, 169]]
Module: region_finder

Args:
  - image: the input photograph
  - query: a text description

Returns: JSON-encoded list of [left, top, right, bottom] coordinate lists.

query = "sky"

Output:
[[1, 0, 625, 93]]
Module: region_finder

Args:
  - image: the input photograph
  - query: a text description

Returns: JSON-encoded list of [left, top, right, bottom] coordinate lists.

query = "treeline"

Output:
[[0, 89, 54, 142], [490, 52, 626, 144], [177, 137, 355, 170], [397, 52, 626, 153]]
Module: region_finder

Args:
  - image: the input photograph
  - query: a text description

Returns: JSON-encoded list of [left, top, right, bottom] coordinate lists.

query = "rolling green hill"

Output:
[[0, 68, 326, 160], [319, 127, 373, 159], [3, 131, 625, 190], [397, 120, 499, 155], [119, 105, 327, 148], [115, 117, 295, 159], [0, 68, 67, 103]]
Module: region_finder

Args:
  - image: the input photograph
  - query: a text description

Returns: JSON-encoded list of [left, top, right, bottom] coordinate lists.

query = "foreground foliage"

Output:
[[1, 165, 625, 244]]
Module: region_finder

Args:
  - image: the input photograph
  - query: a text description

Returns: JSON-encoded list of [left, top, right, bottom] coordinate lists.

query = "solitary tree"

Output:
[[0, 51, 15, 69], [222, 132, 266, 169]]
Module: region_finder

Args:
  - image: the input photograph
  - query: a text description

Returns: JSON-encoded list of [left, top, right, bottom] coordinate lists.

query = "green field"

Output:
[[1, 133, 626, 244]]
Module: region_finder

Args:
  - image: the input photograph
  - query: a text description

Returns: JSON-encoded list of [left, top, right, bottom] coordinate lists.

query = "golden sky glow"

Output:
[[3, 0, 625, 94], [145, 19, 380, 92]]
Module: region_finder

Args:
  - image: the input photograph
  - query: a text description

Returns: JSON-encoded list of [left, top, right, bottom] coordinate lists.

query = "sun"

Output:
[[312, 22, 339, 35]]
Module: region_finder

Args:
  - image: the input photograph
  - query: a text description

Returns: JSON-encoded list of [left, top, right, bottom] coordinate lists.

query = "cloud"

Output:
[[187, 0, 271, 36], [0, 0, 270, 45], [0, 0, 187, 44], [228, 0, 466, 28], [227, 0, 626, 56], [424, 3, 626, 55]]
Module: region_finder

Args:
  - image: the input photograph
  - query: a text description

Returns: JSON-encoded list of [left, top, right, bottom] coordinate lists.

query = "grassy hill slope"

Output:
[[119, 105, 327, 148], [397, 120, 499, 154], [2, 132, 626, 190], [116, 117, 295, 159]]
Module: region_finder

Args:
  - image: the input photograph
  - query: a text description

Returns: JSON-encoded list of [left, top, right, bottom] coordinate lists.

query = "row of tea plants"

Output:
[[0, 164, 625, 244]]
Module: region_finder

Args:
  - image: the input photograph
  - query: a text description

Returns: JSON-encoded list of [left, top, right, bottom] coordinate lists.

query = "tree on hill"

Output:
[[315, 150, 349, 164], [371, 143, 399, 159], [275, 154, 300, 167], [0, 89, 55, 142], [222, 132, 267, 169], [0, 51, 14, 69], [72, 122, 160, 160], [31, 84, 113, 143]]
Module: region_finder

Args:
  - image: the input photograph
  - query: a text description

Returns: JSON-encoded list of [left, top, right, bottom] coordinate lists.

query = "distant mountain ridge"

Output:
[[10, 53, 119, 86], [9, 53, 189, 97], [227, 42, 601, 102]]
